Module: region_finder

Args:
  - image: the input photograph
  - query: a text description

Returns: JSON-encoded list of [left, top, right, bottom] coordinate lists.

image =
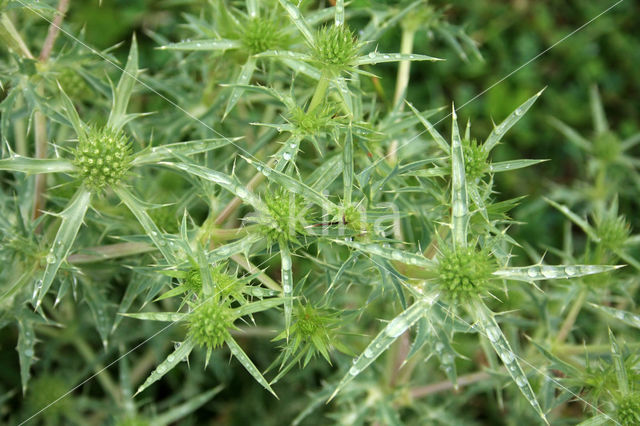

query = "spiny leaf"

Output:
[[234, 297, 286, 318], [483, 88, 544, 153], [450, 105, 468, 249], [159, 38, 242, 51], [16, 316, 36, 394], [57, 82, 86, 138], [355, 52, 442, 66], [544, 198, 599, 242], [132, 138, 239, 166], [470, 299, 548, 424], [332, 239, 435, 269], [342, 127, 353, 205], [329, 294, 438, 401], [159, 161, 267, 212], [279, 0, 314, 45], [493, 264, 621, 282], [121, 312, 186, 322], [108, 36, 138, 131], [208, 234, 262, 263], [224, 57, 257, 120], [406, 101, 450, 154], [280, 241, 294, 334], [589, 303, 640, 330], [226, 335, 278, 398], [489, 159, 548, 173], [37, 187, 92, 308], [0, 156, 75, 175], [114, 187, 177, 263], [608, 329, 628, 393], [154, 385, 224, 426], [135, 338, 196, 396]]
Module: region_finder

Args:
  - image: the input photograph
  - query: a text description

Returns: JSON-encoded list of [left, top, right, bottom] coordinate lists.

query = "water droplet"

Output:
[[564, 266, 576, 276], [349, 365, 360, 376], [527, 268, 539, 278], [363, 347, 374, 358], [283, 152, 292, 161], [383, 54, 390, 59], [167, 355, 175, 363], [46, 253, 56, 264], [435, 342, 444, 353], [283, 284, 292, 293], [24, 348, 34, 357], [386, 317, 408, 338], [157, 365, 166, 373], [501, 350, 515, 364], [391, 251, 402, 261], [368, 52, 375, 59], [541, 268, 558, 279], [515, 107, 525, 116], [515, 376, 527, 387], [486, 326, 500, 343], [36, 280, 43, 289]]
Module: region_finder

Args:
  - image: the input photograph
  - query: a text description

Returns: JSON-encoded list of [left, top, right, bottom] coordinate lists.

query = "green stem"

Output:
[[392, 28, 416, 107], [307, 71, 330, 113], [554, 287, 588, 345]]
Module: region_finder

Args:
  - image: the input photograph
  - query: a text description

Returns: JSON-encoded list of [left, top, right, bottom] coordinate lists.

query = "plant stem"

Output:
[[33, 0, 71, 221], [409, 371, 490, 399], [307, 71, 330, 113], [388, 28, 415, 165], [214, 164, 273, 225], [72, 337, 121, 403], [554, 287, 588, 345], [39, 0, 70, 62], [231, 253, 282, 291]]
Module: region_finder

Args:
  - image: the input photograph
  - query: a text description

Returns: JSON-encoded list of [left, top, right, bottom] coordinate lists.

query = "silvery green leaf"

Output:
[[160, 161, 268, 213], [355, 52, 442, 66], [121, 312, 186, 322], [114, 187, 177, 263], [242, 157, 338, 211], [57, 82, 86, 138], [576, 414, 609, 426], [0, 156, 75, 175], [489, 159, 548, 173], [234, 297, 285, 318], [82, 280, 113, 348], [590, 85, 608, 135], [37, 187, 92, 308], [493, 264, 621, 282], [254, 50, 313, 62], [224, 57, 257, 120], [280, 241, 293, 333], [589, 303, 640, 330], [329, 294, 438, 400], [470, 299, 547, 424], [406, 102, 450, 153], [334, 0, 345, 26], [450, 105, 468, 248], [17, 317, 36, 394], [278, 0, 314, 45], [332, 239, 435, 269], [484, 88, 544, 153], [132, 138, 238, 166], [342, 127, 354, 205], [207, 234, 262, 263], [108, 36, 138, 131], [135, 338, 195, 396], [159, 38, 242, 51], [226, 335, 277, 397], [544, 198, 599, 242]]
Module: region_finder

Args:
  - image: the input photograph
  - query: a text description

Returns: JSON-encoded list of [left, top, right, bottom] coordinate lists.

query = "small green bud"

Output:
[[312, 25, 360, 74], [187, 300, 234, 350], [73, 126, 132, 191], [241, 17, 286, 54], [58, 67, 91, 100], [260, 188, 306, 242], [289, 104, 333, 135], [436, 246, 496, 302], [463, 138, 489, 180]]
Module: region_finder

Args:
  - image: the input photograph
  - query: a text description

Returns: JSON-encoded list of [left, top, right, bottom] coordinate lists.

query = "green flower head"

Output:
[[73, 125, 132, 191], [241, 17, 286, 54], [436, 245, 497, 302], [187, 300, 235, 350], [463, 138, 489, 180], [312, 25, 360, 74], [616, 393, 640, 426]]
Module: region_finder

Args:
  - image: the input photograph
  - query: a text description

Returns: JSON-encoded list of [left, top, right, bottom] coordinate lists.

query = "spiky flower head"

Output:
[[187, 300, 234, 350], [616, 393, 640, 426], [463, 138, 489, 180], [241, 17, 286, 54], [436, 245, 497, 302], [312, 25, 360, 74], [260, 188, 307, 242], [185, 267, 203, 294], [596, 214, 630, 250], [73, 126, 132, 191], [58, 67, 91, 100]]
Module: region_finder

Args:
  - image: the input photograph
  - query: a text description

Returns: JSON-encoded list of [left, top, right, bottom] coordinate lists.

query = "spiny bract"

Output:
[[73, 126, 132, 191]]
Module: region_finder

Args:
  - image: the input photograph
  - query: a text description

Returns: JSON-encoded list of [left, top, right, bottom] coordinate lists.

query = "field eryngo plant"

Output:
[[1, 0, 639, 425]]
